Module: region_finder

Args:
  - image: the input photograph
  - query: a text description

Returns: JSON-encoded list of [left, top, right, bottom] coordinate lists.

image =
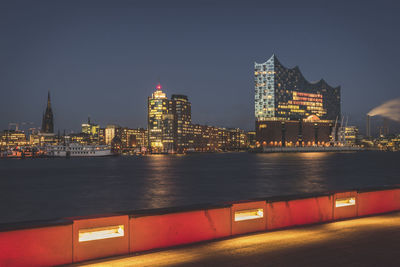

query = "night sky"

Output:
[[1, 0, 399, 133]]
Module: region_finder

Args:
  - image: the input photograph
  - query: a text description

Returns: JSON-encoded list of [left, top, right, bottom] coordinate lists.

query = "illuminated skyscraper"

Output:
[[41, 92, 54, 133], [255, 55, 341, 147], [148, 84, 175, 153], [171, 94, 192, 152]]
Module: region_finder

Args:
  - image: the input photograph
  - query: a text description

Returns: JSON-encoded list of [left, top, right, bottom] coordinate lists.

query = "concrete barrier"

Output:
[[0, 219, 73, 267], [71, 214, 129, 263], [128, 204, 231, 252], [333, 191, 358, 220], [266, 194, 333, 230], [231, 201, 267, 235], [357, 187, 400, 216], [2, 186, 400, 265]]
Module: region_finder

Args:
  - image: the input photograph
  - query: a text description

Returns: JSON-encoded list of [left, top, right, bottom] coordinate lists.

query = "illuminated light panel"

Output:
[[335, 197, 356, 208], [234, 209, 264, 222], [79, 225, 124, 242]]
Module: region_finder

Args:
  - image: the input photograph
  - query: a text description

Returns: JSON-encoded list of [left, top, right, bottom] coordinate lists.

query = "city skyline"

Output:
[[1, 0, 400, 132]]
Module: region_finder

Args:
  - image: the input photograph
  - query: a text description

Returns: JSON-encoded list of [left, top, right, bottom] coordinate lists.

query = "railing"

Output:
[[1, 185, 400, 266]]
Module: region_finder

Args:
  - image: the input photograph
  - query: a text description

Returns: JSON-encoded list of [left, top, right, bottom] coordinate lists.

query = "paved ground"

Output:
[[74, 212, 400, 267]]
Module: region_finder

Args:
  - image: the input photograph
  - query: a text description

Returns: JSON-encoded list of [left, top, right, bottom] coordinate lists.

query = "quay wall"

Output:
[[1, 186, 400, 266]]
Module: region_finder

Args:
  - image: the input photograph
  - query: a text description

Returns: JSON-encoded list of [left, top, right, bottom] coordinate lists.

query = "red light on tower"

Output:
[[156, 84, 162, 90]]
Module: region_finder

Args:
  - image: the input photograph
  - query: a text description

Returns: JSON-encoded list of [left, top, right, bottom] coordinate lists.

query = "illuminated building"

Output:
[[147, 84, 175, 153], [68, 133, 91, 145], [147, 84, 249, 153], [120, 128, 147, 149], [105, 125, 121, 145], [190, 125, 248, 151], [191, 124, 219, 152], [228, 128, 248, 150], [344, 126, 359, 145], [81, 117, 100, 143], [98, 128, 106, 145], [255, 55, 341, 147], [41, 92, 54, 133], [171, 94, 192, 152], [246, 131, 257, 148], [0, 130, 27, 148]]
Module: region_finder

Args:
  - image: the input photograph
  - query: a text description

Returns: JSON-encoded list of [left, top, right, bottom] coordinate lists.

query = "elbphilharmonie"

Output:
[[255, 55, 341, 147]]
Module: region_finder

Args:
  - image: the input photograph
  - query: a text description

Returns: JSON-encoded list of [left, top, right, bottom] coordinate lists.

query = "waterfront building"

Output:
[[98, 128, 106, 145], [68, 133, 91, 145], [29, 133, 58, 146], [344, 126, 359, 145], [105, 124, 121, 145], [255, 55, 341, 147], [120, 128, 147, 149], [227, 128, 248, 150], [171, 94, 192, 152], [191, 124, 219, 152], [81, 117, 100, 143], [0, 130, 27, 148], [148, 84, 175, 153], [146, 84, 250, 153], [246, 131, 257, 149], [190, 125, 248, 151], [41, 92, 54, 133]]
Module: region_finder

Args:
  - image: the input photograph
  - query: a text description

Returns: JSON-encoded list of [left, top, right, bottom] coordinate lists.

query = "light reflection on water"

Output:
[[0, 151, 399, 223], [143, 155, 180, 208]]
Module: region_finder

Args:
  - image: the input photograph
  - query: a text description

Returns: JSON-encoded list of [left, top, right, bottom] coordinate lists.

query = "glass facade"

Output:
[[171, 94, 192, 152], [255, 55, 340, 122], [148, 85, 175, 153]]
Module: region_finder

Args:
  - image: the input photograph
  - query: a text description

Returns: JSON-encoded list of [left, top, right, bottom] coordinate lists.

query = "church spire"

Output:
[[47, 91, 51, 108], [42, 91, 54, 133]]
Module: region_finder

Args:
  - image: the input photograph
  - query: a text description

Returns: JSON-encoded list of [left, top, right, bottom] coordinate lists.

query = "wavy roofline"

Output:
[[255, 54, 340, 89]]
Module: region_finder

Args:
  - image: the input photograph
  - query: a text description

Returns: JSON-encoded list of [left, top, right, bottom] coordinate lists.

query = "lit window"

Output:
[[78, 225, 124, 242], [335, 197, 356, 208], [234, 209, 264, 221]]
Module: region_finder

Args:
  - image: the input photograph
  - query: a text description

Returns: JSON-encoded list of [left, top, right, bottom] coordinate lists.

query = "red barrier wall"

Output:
[[266, 195, 333, 230], [333, 191, 358, 220], [0, 223, 72, 267], [129, 207, 231, 252], [357, 188, 400, 216], [72, 215, 129, 263], [3, 187, 400, 265], [231, 201, 267, 235]]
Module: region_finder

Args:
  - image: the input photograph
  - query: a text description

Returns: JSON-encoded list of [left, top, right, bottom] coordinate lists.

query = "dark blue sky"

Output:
[[1, 0, 399, 132]]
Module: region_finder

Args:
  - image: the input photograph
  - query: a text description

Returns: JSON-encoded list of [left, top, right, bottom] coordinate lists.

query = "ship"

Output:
[[45, 143, 114, 157]]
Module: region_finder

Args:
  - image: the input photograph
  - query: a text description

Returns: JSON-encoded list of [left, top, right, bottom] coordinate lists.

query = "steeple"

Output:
[[41, 91, 54, 133], [47, 91, 51, 109]]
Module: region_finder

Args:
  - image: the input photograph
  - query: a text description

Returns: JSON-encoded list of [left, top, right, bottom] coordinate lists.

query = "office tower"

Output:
[[171, 94, 192, 152], [148, 84, 175, 153]]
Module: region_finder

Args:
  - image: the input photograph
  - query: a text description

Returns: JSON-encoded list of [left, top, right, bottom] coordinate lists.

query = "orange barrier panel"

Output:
[[231, 201, 267, 235], [266, 195, 333, 230], [72, 214, 129, 263], [357, 188, 400, 216], [333, 191, 358, 220], [0, 220, 73, 267], [129, 206, 231, 252]]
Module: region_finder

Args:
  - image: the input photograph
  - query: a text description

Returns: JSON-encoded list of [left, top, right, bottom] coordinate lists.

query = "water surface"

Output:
[[0, 151, 399, 223]]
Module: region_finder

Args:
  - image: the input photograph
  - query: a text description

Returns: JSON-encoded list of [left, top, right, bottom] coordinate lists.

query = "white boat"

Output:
[[46, 143, 113, 157]]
